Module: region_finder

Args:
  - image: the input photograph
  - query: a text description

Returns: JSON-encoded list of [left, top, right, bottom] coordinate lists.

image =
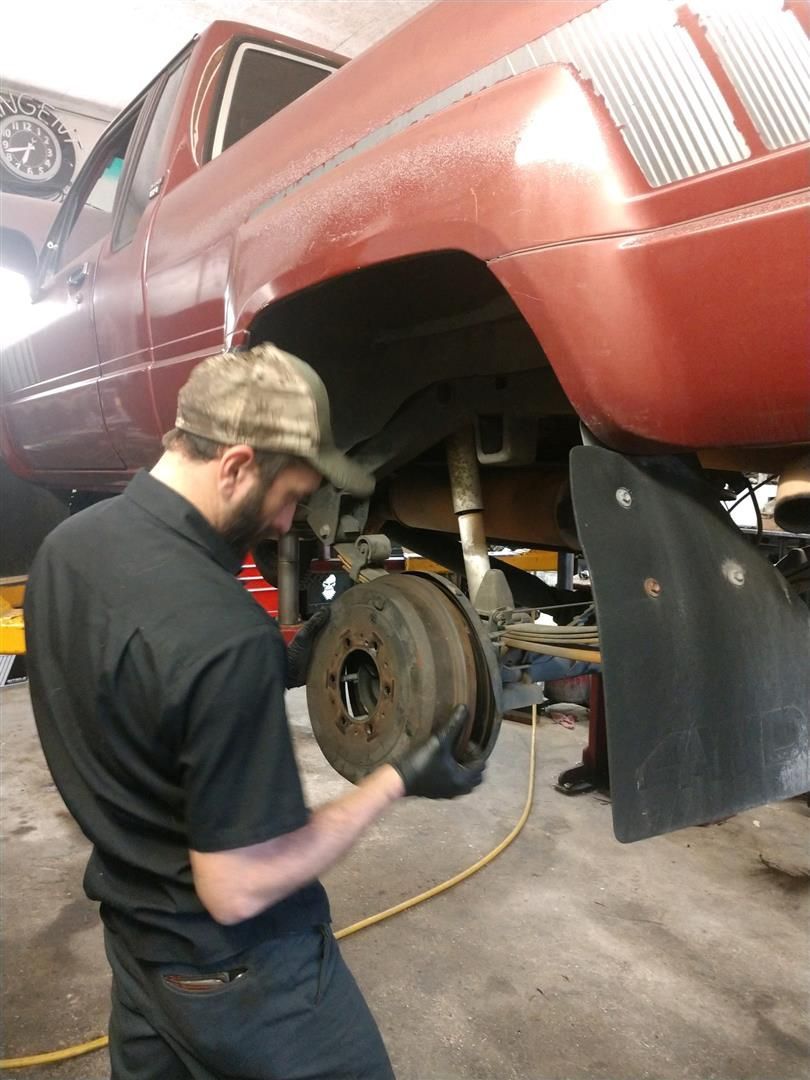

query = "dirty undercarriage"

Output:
[[266, 401, 810, 842]]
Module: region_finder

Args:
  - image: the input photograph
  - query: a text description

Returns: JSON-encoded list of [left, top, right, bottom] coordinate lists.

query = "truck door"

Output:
[[93, 52, 190, 467], [147, 37, 335, 432], [3, 110, 142, 471]]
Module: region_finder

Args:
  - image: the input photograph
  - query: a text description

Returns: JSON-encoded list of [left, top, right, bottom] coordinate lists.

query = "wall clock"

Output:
[[0, 92, 76, 196]]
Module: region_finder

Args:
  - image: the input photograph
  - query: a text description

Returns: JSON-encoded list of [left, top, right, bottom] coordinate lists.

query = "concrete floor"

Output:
[[1, 682, 808, 1080]]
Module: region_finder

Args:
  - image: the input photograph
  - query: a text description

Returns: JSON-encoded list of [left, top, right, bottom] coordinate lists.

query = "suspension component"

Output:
[[277, 533, 300, 625], [446, 429, 490, 605]]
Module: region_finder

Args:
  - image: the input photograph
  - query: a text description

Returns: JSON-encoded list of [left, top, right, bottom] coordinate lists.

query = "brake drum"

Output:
[[307, 573, 489, 782]]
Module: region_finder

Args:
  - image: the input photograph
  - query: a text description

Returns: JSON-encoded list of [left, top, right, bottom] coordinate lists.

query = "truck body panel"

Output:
[[2, 0, 808, 483]]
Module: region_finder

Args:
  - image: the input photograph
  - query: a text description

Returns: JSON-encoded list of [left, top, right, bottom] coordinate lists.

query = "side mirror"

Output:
[[0, 228, 38, 287]]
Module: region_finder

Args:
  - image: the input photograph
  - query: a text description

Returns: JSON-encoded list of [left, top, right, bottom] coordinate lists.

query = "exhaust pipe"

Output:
[[774, 454, 810, 533]]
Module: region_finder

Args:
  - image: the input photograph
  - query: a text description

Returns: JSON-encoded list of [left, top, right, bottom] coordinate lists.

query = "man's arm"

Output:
[[190, 706, 482, 925], [191, 764, 404, 925]]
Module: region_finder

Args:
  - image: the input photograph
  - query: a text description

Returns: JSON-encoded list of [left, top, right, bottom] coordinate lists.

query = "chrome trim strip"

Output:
[[695, 0, 810, 151]]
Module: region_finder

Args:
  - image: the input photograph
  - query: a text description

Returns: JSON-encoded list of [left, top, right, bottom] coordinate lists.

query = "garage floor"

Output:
[[2, 682, 808, 1080]]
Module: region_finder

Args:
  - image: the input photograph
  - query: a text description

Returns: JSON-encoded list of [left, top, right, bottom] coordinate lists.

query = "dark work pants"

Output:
[[105, 926, 395, 1080]]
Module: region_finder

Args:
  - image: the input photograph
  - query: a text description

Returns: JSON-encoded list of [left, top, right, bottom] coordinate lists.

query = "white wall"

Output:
[[0, 0, 430, 111]]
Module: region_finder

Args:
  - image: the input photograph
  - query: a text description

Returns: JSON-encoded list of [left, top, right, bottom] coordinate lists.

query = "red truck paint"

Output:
[[1, 1, 808, 486]]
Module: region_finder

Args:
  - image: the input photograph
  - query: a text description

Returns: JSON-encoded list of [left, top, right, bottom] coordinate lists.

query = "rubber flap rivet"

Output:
[[722, 560, 745, 588], [644, 577, 662, 598]]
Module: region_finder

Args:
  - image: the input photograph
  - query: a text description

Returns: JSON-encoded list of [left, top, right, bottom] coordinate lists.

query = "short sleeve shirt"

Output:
[[24, 471, 329, 963]]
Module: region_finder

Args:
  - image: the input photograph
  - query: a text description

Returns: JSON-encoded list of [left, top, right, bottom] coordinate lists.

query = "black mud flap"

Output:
[[570, 446, 810, 842]]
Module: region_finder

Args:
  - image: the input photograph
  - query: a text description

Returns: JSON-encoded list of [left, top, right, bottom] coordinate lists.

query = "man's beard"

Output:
[[221, 486, 275, 561]]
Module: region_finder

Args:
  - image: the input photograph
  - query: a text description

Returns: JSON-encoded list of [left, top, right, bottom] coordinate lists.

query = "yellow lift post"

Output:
[[0, 576, 27, 658], [404, 549, 559, 574]]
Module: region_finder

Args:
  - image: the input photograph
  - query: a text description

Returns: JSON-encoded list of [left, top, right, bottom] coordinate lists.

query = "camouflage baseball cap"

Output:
[[174, 343, 375, 497]]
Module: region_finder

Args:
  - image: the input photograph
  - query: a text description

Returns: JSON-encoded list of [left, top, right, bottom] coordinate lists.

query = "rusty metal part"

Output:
[[356, 534, 392, 566], [446, 429, 484, 514], [277, 533, 301, 625], [501, 640, 602, 663], [697, 447, 802, 474], [457, 512, 490, 606], [446, 429, 489, 603], [501, 620, 602, 664], [404, 570, 503, 752], [775, 454, 810, 533], [307, 573, 496, 782], [383, 466, 576, 549], [473, 567, 514, 615], [334, 534, 392, 583]]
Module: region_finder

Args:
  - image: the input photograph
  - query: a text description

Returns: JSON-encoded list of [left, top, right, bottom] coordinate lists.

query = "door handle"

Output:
[[67, 262, 91, 289]]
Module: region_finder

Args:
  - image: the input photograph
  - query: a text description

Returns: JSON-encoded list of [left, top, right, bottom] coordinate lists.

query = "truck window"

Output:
[[115, 57, 189, 250], [210, 42, 334, 159], [56, 117, 138, 271]]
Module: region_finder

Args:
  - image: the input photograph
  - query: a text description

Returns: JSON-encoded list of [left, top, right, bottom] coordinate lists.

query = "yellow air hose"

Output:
[[0, 1037, 111, 1071], [1, 708, 538, 1070]]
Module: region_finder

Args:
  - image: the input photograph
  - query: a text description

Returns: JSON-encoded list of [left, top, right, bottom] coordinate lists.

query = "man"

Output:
[[24, 343, 485, 1080]]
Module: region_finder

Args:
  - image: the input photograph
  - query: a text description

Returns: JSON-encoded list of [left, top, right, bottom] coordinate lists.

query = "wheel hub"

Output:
[[307, 573, 498, 782], [339, 648, 382, 725]]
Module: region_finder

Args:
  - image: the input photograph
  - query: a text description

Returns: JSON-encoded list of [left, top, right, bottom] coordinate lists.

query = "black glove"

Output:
[[391, 705, 485, 799], [286, 608, 330, 689]]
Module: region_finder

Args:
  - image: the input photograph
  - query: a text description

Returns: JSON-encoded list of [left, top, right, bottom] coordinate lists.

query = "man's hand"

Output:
[[391, 705, 485, 799], [286, 608, 330, 689]]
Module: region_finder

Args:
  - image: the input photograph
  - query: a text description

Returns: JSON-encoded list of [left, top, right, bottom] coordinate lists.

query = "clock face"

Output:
[[0, 93, 76, 195], [1, 115, 62, 182]]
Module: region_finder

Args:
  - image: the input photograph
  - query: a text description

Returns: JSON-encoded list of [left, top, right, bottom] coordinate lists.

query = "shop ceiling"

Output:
[[1, 0, 431, 115]]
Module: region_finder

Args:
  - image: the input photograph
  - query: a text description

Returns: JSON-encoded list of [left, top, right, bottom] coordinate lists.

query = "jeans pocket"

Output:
[[314, 924, 333, 1006], [159, 965, 249, 997]]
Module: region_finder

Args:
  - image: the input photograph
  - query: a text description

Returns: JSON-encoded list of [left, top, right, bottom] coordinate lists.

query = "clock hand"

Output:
[[22, 143, 34, 165], [6, 143, 35, 155]]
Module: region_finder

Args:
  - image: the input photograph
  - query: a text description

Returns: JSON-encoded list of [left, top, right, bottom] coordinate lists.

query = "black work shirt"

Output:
[[24, 471, 329, 963]]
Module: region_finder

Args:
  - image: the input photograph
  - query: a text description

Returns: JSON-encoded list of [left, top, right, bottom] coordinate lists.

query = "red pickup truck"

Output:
[[2, 0, 808, 840]]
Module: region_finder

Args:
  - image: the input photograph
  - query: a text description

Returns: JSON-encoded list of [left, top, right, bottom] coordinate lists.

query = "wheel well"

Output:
[[248, 250, 577, 459]]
